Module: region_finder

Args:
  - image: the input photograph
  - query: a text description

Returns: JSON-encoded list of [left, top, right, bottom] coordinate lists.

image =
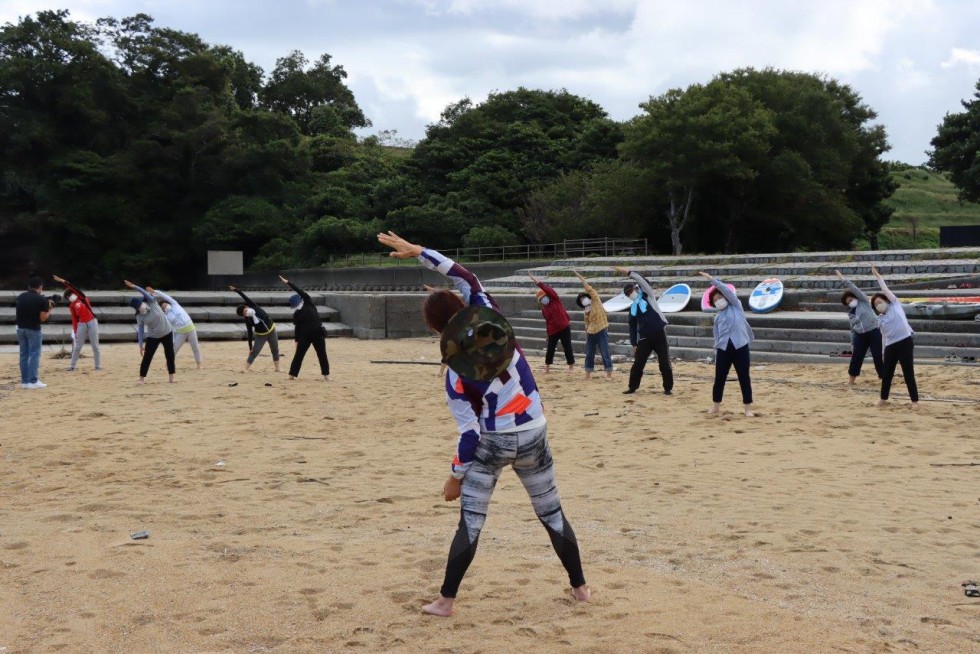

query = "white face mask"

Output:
[[847, 299, 858, 309], [714, 298, 729, 311], [138, 303, 150, 315], [581, 298, 592, 308], [293, 301, 304, 312], [67, 293, 77, 303], [628, 291, 639, 301], [244, 308, 255, 318], [874, 301, 889, 314], [539, 296, 550, 306]]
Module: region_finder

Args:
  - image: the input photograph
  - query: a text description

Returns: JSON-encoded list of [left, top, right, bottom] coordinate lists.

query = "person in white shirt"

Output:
[[870, 266, 918, 409]]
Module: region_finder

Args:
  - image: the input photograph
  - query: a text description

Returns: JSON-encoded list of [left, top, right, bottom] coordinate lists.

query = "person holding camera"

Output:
[[16, 276, 53, 389]]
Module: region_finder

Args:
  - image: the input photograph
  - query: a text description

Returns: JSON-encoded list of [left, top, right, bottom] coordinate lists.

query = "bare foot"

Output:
[[910, 401, 919, 410], [197, 363, 203, 370], [288, 375, 297, 380], [744, 409, 755, 417], [876, 399, 888, 407], [544, 365, 551, 374], [322, 375, 330, 381], [848, 376, 856, 386], [605, 371, 613, 380], [422, 595, 455, 617], [168, 375, 176, 383], [584, 371, 592, 380], [137, 378, 145, 385], [571, 584, 591, 602], [566, 365, 574, 373], [708, 404, 720, 414]]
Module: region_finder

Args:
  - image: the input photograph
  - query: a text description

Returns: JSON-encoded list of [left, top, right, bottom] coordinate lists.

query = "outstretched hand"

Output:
[[278, 274, 289, 284], [377, 231, 423, 259], [422, 284, 439, 293], [613, 266, 630, 277], [834, 269, 844, 280], [123, 280, 136, 289], [52, 275, 66, 284], [228, 285, 238, 291], [698, 271, 713, 281], [528, 273, 540, 284], [870, 265, 880, 277], [145, 286, 155, 294]]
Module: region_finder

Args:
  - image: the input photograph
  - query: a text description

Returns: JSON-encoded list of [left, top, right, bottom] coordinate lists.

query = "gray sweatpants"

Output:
[[173, 328, 202, 364], [70, 319, 101, 369], [247, 330, 280, 364]]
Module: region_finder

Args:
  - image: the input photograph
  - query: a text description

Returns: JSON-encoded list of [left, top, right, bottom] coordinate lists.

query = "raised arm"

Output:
[[124, 280, 156, 304], [152, 289, 179, 309], [230, 286, 258, 309], [699, 271, 739, 306], [835, 270, 869, 303], [871, 266, 898, 302], [279, 275, 312, 303], [379, 231, 493, 308], [53, 275, 86, 299], [573, 271, 601, 302]]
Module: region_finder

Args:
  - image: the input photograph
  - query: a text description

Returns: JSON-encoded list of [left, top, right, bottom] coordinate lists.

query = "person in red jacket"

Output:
[[52, 275, 102, 371], [529, 273, 574, 373]]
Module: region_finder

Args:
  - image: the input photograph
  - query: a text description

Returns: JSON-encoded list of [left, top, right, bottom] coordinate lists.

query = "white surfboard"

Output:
[[657, 283, 691, 313], [602, 292, 633, 312], [748, 278, 784, 313], [701, 283, 736, 313]]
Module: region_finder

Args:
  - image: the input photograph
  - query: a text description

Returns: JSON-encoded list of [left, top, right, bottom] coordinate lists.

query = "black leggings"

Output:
[[545, 326, 574, 366], [140, 335, 175, 377], [880, 336, 918, 401], [628, 331, 673, 392], [849, 328, 884, 378], [713, 341, 752, 404], [289, 332, 330, 377]]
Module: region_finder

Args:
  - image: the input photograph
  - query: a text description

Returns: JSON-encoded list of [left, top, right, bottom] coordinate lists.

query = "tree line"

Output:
[[1, 10, 976, 287]]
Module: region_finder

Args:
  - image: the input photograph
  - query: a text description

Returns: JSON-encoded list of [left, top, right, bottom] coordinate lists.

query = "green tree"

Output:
[[621, 81, 776, 254], [261, 51, 370, 135], [929, 79, 980, 203]]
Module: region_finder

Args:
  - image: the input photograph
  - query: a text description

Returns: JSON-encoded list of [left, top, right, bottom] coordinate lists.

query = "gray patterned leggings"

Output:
[[439, 423, 586, 598]]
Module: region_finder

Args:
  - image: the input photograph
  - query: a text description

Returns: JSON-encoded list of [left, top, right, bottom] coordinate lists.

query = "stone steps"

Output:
[[0, 290, 353, 344]]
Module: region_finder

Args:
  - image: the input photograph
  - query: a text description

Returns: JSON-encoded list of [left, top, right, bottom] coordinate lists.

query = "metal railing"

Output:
[[324, 237, 648, 268]]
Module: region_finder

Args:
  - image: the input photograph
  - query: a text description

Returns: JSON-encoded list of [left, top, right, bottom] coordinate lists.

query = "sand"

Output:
[[1, 338, 978, 653]]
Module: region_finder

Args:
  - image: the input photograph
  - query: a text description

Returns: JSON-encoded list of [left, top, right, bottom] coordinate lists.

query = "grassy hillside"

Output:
[[856, 164, 980, 249]]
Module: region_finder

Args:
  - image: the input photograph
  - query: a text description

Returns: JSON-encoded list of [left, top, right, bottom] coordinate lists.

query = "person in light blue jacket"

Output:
[[148, 288, 203, 369], [699, 272, 754, 417]]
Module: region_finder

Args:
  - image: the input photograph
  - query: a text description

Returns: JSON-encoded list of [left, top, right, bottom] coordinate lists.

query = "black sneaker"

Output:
[[622, 388, 636, 395], [664, 390, 673, 396]]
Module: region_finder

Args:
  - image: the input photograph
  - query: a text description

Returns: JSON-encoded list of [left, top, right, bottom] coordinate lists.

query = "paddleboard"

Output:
[[701, 283, 737, 313], [901, 302, 980, 320], [657, 283, 691, 313], [900, 296, 980, 304], [748, 278, 784, 313], [602, 292, 633, 312]]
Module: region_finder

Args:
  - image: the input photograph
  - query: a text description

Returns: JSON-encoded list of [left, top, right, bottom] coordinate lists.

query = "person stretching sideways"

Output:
[[614, 266, 673, 395], [870, 265, 919, 409], [147, 287, 203, 369], [572, 271, 613, 380], [230, 286, 281, 373], [698, 272, 754, 417], [278, 275, 330, 380], [529, 273, 574, 373], [378, 230, 590, 617], [124, 280, 175, 384], [834, 270, 883, 386], [52, 275, 102, 371]]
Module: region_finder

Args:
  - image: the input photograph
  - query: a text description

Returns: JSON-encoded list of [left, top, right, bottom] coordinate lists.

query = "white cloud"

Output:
[[895, 57, 930, 91], [940, 47, 980, 69]]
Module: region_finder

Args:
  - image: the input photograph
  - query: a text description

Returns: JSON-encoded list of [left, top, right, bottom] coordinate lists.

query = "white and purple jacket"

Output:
[[419, 248, 546, 479]]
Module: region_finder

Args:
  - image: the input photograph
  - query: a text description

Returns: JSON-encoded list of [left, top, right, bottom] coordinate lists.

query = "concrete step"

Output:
[[0, 305, 341, 325], [0, 322, 353, 345], [507, 317, 980, 349], [0, 290, 336, 307]]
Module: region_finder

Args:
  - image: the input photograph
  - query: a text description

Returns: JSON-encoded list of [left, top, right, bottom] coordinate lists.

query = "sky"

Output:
[[2, 0, 979, 164]]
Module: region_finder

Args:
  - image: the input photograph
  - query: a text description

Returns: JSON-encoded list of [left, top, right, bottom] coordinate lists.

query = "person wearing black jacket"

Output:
[[231, 286, 281, 372], [614, 266, 673, 396], [279, 275, 330, 380]]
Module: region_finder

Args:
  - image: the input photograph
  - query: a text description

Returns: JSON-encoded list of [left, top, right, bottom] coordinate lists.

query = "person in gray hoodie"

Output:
[[835, 270, 883, 386], [124, 280, 175, 384]]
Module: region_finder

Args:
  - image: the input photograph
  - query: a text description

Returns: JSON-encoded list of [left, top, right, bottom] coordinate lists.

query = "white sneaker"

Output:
[[31, 381, 47, 389], [20, 383, 30, 389]]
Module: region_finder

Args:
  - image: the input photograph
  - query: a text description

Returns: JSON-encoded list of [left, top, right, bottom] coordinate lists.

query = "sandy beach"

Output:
[[1, 338, 978, 653]]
